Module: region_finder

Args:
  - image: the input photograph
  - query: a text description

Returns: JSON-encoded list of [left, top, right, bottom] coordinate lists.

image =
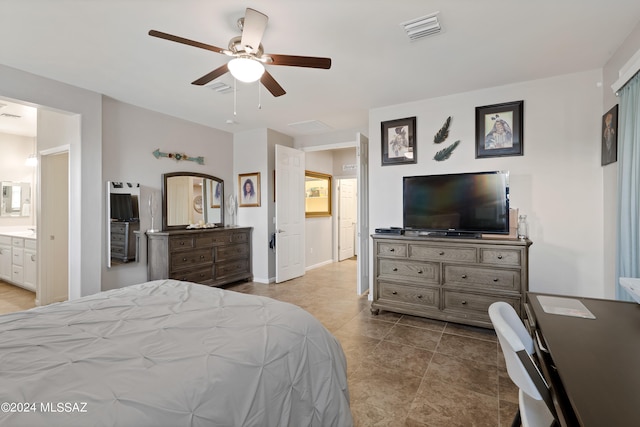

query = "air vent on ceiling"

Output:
[[205, 81, 234, 94], [287, 120, 332, 134], [401, 12, 441, 41], [0, 113, 22, 119]]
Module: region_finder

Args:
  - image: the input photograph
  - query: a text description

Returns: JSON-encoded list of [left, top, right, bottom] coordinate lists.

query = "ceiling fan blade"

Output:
[[240, 8, 268, 54], [267, 53, 331, 69], [191, 64, 229, 86], [260, 71, 286, 97], [149, 30, 225, 54]]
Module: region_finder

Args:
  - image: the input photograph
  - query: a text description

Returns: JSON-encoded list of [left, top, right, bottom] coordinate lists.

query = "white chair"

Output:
[[488, 302, 558, 427]]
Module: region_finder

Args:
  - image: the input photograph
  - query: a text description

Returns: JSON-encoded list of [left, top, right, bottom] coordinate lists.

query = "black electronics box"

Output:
[[375, 227, 404, 235]]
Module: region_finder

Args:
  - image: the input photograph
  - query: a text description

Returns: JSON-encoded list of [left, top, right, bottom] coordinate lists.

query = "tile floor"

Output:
[[0, 261, 519, 426], [228, 259, 519, 427]]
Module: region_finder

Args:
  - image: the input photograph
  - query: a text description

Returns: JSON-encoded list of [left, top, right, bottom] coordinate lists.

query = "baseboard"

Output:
[[306, 259, 333, 271]]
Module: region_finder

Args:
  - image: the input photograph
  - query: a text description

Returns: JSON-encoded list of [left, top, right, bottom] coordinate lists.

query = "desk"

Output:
[[527, 293, 640, 427]]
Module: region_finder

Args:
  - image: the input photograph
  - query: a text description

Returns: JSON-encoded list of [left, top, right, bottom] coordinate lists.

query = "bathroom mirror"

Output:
[[1, 181, 32, 217], [107, 181, 140, 268], [162, 172, 224, 230]]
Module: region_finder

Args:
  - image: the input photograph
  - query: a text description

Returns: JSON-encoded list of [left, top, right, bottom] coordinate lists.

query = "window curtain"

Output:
[[616, 72, 640, 301]]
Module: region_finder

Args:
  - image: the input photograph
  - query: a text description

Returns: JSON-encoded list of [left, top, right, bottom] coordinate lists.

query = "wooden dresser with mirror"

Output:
[[146, 172, 253, 287]]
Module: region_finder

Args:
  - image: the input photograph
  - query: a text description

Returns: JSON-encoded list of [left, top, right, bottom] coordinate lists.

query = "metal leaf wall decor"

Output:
[[433, 116, 452, 144], [434, 140, 460, 162]]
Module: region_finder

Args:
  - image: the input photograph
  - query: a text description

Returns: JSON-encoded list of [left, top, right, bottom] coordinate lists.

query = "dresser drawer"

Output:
[[196, 232, 230, 247], [378, 258, 439, 283], [171, 266, 212, 283], [480, 248, 521, 267], [443, 265, 520, 292], [408, 244, 477, 263], [111, 233, 126, 243], [170, 248, 213, 270], [216, 243, 249, 262], [111, 223, 127, 234], [231, 232, 249, 244], [170, 236, 195, 251], [215, 259, 250, 280], [443, 290, 520, 320], [377, 281, 439, 309], [377, 242, 407, 258]]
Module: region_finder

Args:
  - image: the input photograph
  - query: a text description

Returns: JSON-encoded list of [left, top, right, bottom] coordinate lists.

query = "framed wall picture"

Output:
[[475, 100, 524, 158], [602, 104, 618, 166], [305, 171, 332, 217], [238, 172, 260, 207], [381, 116, 417, 165]]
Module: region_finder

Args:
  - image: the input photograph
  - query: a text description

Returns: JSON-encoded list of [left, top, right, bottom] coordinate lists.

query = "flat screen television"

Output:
[[110, 193, 137, 222], [403, 171, 509, 237]]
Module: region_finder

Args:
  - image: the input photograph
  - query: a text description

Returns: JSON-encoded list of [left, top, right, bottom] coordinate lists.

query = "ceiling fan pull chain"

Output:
[[258, 82, 262, 110], [233, 78, 237, 116]]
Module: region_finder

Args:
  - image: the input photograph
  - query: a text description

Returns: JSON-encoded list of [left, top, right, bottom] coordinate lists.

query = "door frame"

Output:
[[302, 134, 369, 295]]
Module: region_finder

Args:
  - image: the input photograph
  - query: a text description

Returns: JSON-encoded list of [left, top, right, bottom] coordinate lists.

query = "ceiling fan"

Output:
[[149, 8, 332, 97]]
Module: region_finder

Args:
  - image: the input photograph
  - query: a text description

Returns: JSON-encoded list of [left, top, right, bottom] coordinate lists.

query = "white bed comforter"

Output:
[[0, 280, 352, 427]]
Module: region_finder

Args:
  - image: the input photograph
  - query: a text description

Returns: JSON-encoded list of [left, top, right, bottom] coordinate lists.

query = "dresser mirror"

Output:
[[162, 172, 224, 230], [107, 181, 140, 268], [1, 181, 31, 217]]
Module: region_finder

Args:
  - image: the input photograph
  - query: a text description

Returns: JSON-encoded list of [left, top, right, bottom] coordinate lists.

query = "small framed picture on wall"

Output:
[[602, 104, 618, 166], [381, 116, 417, 166], [475, 100, 524, 159], [238, 172, 261, 207]]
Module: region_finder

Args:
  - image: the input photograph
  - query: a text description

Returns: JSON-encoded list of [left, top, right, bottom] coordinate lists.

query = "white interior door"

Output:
[[338, 178, 357, 261], [275, 145, 305, 283], [39, 149, 69, 305], [356, 133, 370, 295]]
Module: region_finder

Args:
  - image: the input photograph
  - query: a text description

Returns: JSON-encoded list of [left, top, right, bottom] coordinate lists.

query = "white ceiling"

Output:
[[1, 1, 639, 138]]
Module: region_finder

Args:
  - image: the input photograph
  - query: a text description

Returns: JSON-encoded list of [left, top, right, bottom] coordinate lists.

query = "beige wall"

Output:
[[101, 97, 234, 290], [370, 69, 606, 298]]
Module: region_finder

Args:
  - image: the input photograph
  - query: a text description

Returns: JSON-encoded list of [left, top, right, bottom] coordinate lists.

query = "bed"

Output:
[[0, 279, 352, 426]]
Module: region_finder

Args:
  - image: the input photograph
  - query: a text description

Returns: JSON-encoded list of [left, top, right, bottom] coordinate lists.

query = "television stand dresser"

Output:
[[147, 227, 252, 287], [371, 233, 531, 328]]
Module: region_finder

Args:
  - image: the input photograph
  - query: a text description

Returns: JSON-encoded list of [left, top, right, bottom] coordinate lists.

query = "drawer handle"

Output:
[[180, 242, 185, 246], [497, 255, 503, 259], [182, 257, 188, 262], [392, 268, 398, 272], [389, 248, 395, 252], [31, 254, 36, 262], [417, 295, 423, 299], [461, 300, 467, 305], [392, 291, 398, 295], [439, 251, 445, 256], [493, 278, 499, 282], [418, 270, 423, 274], [200, 255, 205, 259], [461, 274, 467, 279]]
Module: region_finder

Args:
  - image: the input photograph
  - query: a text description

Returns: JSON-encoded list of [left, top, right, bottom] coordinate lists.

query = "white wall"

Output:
[[0, 63, 102, 299], [601, 22, 640, 299], [101, 97, 234, 290], [369, 69, 605, 298], [305, 150, 334, 269]]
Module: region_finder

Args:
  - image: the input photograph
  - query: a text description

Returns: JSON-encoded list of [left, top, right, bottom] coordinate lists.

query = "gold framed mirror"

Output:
[[305, 171, 332, 217]]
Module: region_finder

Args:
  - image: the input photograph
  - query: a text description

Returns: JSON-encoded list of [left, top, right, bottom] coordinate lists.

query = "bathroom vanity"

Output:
[[0, 231, 37, 292]]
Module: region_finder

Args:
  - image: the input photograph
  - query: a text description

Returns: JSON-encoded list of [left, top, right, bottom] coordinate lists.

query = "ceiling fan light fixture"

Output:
[[228, 57, 265, 83]]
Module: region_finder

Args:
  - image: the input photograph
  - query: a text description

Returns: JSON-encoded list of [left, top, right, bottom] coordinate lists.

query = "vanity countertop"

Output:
[[0, 230, 37, 240]]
